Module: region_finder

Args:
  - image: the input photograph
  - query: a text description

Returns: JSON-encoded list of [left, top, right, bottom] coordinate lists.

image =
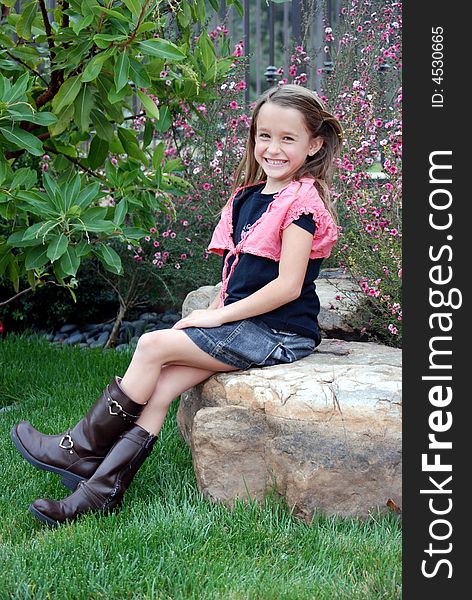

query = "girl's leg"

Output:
[[119, 328, 238, 405], [136, 364, 219, 435]]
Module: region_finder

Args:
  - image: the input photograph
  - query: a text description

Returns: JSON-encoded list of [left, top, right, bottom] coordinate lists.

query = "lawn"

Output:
[[0, 335, 402, 599]]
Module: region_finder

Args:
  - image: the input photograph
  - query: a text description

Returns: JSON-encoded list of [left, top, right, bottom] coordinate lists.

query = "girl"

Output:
[[11, 84, 343, 526]]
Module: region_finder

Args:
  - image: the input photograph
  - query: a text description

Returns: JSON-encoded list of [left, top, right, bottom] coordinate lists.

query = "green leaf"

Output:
[[16, 1, 37, 40], [0, 126, 43, 156], [142, 119, 153, 148], [76, 239, 91, 257], [128, 57, 151, 88], [29, 111, 58, 126], [0, 158, 11, 185], [114, 51, 130, 92], [15, 191, 57, 219], [136, 89, 159, 120], [11, 167, 37, 189], [231, 0, 244, 17], [74, 85, 95, 132], [71, 13, 94, 35], [49, 104, 75, 137], [23, 221, 57, 241], [75, 182, 101, 209], [60, 246, 80, 276], [81, 0, 99, 16], [136, 38, 186, 61], [197, 31, 216, 71], [152, 142, 164, 170], [100, 7, 130, 22], [107, 83, 129, 105], [155, 105, 172, 133], [87, 135, 109, 169], [7, 229, 39, 247], [25, 245, 49, 270], [42, 172, 58, 200], [90, 109, 114, 142], [93, 34, 128, 49], [52, 76, 82, 114], [0, 246, 15, 278], [82, 207, 108, 221], [122, 226, 148, 240], [47, 233, 69, 262], [81, 52, 111, 83], [116, 129, 147, 163], [2, 72, 30, 103], [113, 197, 128, 226], [95, 244, 122, 274], [63, 173, 82, 210], [73, 220, 117, 234], [122, 0, 142, 18]]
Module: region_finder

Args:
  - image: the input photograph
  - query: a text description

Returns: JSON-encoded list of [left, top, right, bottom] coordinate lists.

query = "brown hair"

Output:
[[230, 84, 343, 219]]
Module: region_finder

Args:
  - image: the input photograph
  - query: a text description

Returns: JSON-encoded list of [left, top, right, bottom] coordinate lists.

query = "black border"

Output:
[[403, 1, 467, 596]]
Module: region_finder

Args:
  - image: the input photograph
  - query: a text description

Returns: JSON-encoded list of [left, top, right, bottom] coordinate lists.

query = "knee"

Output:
[[135, 330, 165, 358]]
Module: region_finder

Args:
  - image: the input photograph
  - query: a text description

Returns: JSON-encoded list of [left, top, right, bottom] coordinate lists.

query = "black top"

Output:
[[222, 184, 323, 343]]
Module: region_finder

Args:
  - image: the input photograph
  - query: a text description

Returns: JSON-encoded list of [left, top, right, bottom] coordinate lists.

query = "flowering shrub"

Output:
[[323, 0, 402, 346]]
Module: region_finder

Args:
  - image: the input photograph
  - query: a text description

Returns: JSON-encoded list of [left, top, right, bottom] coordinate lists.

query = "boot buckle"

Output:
[[59, 434, 74, 450], [108, 398, 123, 416]]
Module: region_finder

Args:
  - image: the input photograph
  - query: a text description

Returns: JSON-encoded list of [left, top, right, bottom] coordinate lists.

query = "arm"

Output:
[[173, 223, 313, 329], [207, 292, 221, 310]]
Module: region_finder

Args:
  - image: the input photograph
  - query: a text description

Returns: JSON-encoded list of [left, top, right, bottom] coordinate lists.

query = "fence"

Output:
[[211, 0, 342, 102]]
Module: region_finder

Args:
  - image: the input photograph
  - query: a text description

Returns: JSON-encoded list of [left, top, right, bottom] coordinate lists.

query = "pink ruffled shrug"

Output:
[[207, 176, 338, 307]]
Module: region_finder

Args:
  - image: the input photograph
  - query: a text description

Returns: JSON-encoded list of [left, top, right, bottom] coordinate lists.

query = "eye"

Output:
[[283, 136, 294, 141], [258, 132, 270, 138]]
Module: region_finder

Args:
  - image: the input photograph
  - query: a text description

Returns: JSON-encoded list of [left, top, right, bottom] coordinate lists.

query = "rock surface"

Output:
[[177, 338, 402, 520], [181, 269, 364, 339]]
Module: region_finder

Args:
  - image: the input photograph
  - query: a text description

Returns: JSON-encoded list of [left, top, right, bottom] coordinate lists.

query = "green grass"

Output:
[[0, 335, 402, 599]]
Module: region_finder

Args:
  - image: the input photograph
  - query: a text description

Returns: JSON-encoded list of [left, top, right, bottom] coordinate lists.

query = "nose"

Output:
[[267, 139, 281, 155]]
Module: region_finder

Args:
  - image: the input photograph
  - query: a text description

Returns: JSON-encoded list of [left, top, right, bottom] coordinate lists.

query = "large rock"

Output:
[[177, 339, 402, 520], [181, 269, 363, 339]]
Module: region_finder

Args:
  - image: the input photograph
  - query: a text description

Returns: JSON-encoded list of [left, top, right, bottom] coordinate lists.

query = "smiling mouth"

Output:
[[264, 158, 288, 166]]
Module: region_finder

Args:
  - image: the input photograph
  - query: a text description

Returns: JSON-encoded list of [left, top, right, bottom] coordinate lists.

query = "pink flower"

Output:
[[230, 101, 239, 109], [202, 183, 211, 191], [150, 227, 157, 233]]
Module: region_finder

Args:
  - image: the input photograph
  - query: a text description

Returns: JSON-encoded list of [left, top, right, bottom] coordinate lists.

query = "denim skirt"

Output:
[[182, 317, 317, 370]]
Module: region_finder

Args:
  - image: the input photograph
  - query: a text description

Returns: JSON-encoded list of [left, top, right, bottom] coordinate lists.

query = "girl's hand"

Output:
[[173, 309, 224, 330]]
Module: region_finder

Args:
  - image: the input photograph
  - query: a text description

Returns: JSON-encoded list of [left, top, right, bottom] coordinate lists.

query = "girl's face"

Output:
[[254, 103, 322, 193]]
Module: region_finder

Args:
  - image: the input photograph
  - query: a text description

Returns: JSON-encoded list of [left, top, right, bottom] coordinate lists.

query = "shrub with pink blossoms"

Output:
[[322, 0, 402, 347]]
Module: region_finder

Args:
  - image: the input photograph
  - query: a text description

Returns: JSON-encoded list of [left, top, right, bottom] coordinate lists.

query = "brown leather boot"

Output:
[[11, 377, 146, 491], [29, 424, 156, 526]]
